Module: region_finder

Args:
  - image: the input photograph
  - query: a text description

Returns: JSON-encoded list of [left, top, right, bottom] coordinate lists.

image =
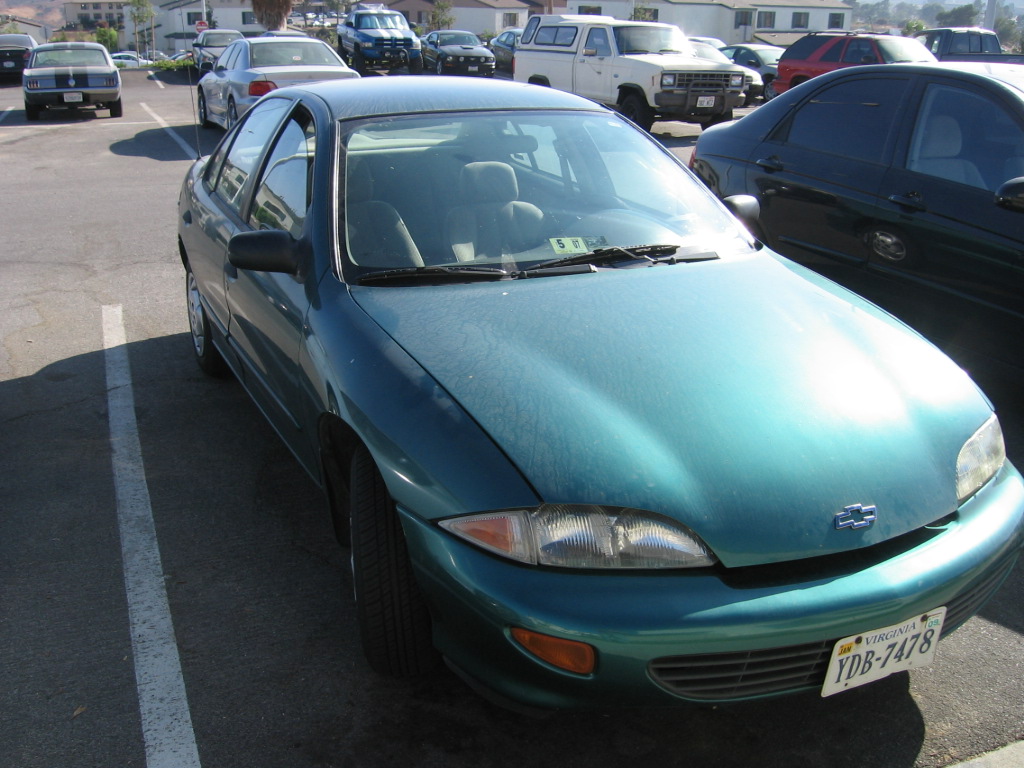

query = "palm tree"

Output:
[[253, 0, 293, 30]]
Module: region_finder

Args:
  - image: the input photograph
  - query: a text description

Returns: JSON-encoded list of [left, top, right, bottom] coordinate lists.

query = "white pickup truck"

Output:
[[513, 15, 747, 131]]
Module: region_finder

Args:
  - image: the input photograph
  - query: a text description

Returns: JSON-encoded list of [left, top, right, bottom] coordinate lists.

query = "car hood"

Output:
[[357, 28, 416, 40], [629, 53, 744, 74], [351, 255, 993, 568], [439, 44, 490, 55]]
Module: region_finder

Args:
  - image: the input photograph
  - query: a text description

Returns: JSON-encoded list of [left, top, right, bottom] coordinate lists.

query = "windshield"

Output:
[[32, 48, 109, 67], [692, 43, 731, 63], [357, 13, 408, 30], [340, 111, 753, 281], [877, 37, 936, 63], [612, 25, 692, 55], [440, 32, 482, 46], [203, 32, 242, 46], [757, 48, 783, 65]]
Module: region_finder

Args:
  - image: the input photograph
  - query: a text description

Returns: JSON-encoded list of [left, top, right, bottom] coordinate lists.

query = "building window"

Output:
[[828, 13, 845, 28], [186, 12, 203, 24], [792, 12, 809, 28], [578, 6, 602, 15], [242, 11, 256, 24], [734, 10, 753, 29], [92, 3, 100, 8], [502, 12, 517, 28], [756, 11, 775, 28]]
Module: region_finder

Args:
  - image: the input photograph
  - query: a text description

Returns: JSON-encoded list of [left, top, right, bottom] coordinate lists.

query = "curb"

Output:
[[949, 741, 1024, 767]]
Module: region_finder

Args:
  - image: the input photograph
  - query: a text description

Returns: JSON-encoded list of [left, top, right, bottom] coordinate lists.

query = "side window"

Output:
[[585, 27, 611, 56], [819, 39, 843, 62], [217, 44, 237, 70], [522, 15, 540, 44], [535, 25, 577, 46], [781, 77, 907, 163], [842, 39, 877, 64], [906, 83, 1024, 190], [249, 110, 316, 237], [213, 99, 290, 217]]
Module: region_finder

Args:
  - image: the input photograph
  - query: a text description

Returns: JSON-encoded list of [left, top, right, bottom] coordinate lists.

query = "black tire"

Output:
[[352, 49, 367, 76], [349, 445, 437, 676], [226, 99, 238, 131], [408, 55, 423, 74], [619, 93, 654, 132], [762, 77, 777, 102], [186, 267, 229, 377], [197, 90, 214, 129], [24, 102, 40, 121], [109, 98, 123, 118], [435, 57, 445, 75]]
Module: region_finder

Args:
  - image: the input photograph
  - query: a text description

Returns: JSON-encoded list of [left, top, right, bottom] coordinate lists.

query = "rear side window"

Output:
[[522, 15, 540, 44], [534, 25, 578, 46], [781, 77, 908, 163], [781, 34, 830, 61]]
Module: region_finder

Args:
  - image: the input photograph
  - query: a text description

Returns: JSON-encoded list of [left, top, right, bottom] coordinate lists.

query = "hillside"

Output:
[[3, 0, 69, 30]]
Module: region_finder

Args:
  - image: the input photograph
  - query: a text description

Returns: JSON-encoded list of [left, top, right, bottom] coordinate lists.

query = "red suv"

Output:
[[774, 32, 935, 94]]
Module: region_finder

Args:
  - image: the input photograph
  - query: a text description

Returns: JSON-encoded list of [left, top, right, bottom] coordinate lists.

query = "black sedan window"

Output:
[[781, 77, 908, 164]]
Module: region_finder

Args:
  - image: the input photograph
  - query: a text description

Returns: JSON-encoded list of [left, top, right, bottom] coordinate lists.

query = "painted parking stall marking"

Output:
[[103, 304, 202, 768]]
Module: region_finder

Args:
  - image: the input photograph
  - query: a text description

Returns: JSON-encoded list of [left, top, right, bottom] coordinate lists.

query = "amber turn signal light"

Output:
[[511, 627, 596, 674]]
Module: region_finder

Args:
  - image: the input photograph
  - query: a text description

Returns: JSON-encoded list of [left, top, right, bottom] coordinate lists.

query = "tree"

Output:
[[935, 3, 977, 26], [252, 0, 294, 31], [920, 3, 944, 26], [127, 0, 155, 53], [95, 21, 118, 51], [903, 18, 926, 35], [428, 0, 455, 31]]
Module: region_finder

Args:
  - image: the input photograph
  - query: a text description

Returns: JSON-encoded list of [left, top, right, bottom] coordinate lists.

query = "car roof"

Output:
[[277, 76, 610, 121], [865, 60, 1024, 91], [34, 41, 107, 51], [0, 34, 36, 46]]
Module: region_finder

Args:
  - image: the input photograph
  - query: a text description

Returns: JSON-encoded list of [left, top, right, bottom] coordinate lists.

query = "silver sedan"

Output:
[[197, 37, 358, 129]]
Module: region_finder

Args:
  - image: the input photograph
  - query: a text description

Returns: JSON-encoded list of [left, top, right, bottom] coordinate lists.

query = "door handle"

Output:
[[887, 192, 926, 211], [755, 156, 783, 173]]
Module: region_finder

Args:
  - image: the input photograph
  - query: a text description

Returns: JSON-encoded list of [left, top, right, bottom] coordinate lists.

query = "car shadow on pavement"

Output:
[[109, 125, 220, 162]]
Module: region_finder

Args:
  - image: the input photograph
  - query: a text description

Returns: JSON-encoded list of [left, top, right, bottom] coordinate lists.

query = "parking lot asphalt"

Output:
[[0, 69, 1021, 768]]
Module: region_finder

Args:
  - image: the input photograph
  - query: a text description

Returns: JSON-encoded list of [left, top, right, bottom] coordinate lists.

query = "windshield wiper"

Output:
[[358, 265, 509, 285]]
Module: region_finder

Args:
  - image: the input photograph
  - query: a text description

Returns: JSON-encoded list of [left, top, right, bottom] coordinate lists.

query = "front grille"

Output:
[[648, 551, 1019, 701], [666, 72, 735, 92], [375, 38, 413, 49]]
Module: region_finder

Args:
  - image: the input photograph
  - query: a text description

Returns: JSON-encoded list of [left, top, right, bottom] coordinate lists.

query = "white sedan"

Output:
[[111, 52, 152, 68], [196, 36, 358, 130]]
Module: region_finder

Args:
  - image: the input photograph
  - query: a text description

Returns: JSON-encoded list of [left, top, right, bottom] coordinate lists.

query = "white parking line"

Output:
[[140, 102, 200, 159], [148, 73, 166, 89], [0, 107, 12, 124], [103, 304, 202, 768]]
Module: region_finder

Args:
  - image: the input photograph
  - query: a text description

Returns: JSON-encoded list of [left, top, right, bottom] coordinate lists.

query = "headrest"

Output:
[[920, 115, 962, 158], [461, 162, 517, 204]]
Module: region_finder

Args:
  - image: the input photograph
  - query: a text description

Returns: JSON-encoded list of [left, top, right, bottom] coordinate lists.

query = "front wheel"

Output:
[[619, 93, 653, 132], [349, 445, 437, 676], [408, 55, 423, 74], [352, 49, 367, 75], [762, 78, 777, 102], [435, 57, 445, 75]]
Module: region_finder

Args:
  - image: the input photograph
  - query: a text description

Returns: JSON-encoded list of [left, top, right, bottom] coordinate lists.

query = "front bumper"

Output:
[[401, 464, 1024, 710], [439, 58, 495, 76], [655, 90, 745, 118]]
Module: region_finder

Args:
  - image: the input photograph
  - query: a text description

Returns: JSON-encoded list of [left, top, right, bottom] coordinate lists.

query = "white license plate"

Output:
[[821, 607, 946, 697], [697, 96, 716, 108], [63, 92, 84, 103], [468, 65, 478, 72], [3, 61, 14, 68]]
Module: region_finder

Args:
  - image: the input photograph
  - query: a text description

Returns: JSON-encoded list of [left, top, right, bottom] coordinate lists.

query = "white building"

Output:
[[125, 0, 266, 56]]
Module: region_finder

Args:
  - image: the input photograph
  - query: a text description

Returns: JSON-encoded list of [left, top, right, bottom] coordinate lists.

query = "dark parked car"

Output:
[[489, 28, 521, 71], [421, 30, 495, 76], [22, 41, 122, 120], [192, 28, 243, 70], [719, 43, 783, 99], [178, 76, 1023, 711], [690, 61, 1024, 364], [774, 32, 935, 94], [0, 33, 36, 81]]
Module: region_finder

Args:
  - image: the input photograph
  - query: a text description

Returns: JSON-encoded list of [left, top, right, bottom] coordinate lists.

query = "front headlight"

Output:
[[661, 73, 675, 87], [729, 74, 744, 87], [440, 504, 717, 569], [956, 414, 1005, 502]]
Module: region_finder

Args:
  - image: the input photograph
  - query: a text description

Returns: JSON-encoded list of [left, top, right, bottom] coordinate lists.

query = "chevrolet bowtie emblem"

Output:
[[835, 504, 877, 530]]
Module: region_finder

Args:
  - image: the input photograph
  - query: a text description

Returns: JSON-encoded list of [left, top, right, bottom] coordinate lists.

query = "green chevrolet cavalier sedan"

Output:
[[177, 76, 1024, 710]]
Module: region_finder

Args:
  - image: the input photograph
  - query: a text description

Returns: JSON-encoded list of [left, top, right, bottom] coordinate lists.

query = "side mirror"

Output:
[[723, 194, 760, 229], [228, 229, 300, 274], [200, 60, 214, 72], [583, 48, 598, 57], [995, 177, 1024, 213]]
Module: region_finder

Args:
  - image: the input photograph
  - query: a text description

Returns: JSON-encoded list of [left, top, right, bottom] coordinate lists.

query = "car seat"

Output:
[[445, 162, 546, 262], [910, 115, 986, 189], [345, 160, 424, 268]]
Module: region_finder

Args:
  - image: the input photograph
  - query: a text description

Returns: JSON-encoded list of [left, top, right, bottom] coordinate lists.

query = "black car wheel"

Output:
[[197, 90, 213, 129], [620, 93, 653, 132], [349, 444, 437, 676], [24, 102, 41, 121], [109, 98, 123, 118], [226, 99, 238, 131], [408, 55, 423, 74], [763, 78, 777, 101], [186, 267, 229, 377], [352, 49, 367, 75], [436, 57, 445, 75]]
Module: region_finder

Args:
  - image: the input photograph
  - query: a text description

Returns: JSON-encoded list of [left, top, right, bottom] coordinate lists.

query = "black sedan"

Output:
[[489, 28, 521, 72], [690, 61, 1024, 364], [421, 30, 495, 76]]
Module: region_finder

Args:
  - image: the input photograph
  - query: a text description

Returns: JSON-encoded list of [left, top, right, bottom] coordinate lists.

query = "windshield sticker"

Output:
[[549, 236, 608, 254]]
